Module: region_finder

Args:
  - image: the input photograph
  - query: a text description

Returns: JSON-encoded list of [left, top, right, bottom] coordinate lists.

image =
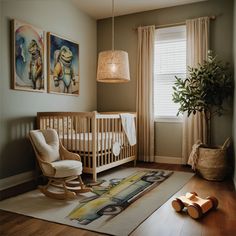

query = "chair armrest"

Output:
[[59, 141, 81, 161], [37, 157, 56, 177]]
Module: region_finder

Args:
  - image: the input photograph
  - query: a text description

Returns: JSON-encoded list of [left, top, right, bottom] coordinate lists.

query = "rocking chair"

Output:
[[29, 129, 91, 200]]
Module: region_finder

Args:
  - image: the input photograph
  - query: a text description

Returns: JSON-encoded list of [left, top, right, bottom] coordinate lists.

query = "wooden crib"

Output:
[[37, 111, 137, 181]]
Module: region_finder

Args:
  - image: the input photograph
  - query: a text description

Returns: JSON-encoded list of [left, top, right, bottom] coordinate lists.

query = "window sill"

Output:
[[155, 117, 183, 123]]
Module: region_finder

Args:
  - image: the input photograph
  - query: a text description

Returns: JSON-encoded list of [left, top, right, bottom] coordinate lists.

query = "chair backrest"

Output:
[[29, 129, 60, 163]]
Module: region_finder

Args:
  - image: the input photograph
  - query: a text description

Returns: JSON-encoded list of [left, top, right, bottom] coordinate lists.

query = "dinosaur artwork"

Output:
[[53, 46, 75, 93], [28, 40, 43, 90], [12, 19, 45, 92], [48, 33, 79, 95]]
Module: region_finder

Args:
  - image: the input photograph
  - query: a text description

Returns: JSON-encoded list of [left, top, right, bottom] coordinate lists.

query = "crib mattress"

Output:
[[59, 132, 124, 152]]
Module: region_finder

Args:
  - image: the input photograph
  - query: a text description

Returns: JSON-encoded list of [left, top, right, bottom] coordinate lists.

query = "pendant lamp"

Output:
[[96, 0, 130, 83]]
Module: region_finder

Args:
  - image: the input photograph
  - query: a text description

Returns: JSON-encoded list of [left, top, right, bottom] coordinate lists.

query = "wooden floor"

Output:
[[1, 162, 236, 236]]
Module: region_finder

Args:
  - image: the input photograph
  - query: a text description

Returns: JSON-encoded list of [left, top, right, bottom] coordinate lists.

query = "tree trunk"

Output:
[[205, 110, 211, 145]]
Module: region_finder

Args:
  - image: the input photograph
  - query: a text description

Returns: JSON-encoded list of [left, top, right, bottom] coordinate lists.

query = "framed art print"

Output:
[[12, 19, 46, 92], [47, 32, 80, 95]]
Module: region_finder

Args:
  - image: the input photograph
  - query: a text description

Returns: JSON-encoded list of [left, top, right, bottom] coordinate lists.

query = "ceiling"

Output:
[[72, 0, 207, 19]]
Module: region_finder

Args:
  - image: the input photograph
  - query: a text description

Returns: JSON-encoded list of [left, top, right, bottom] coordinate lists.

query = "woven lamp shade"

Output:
[[96, 50, 130, 83]]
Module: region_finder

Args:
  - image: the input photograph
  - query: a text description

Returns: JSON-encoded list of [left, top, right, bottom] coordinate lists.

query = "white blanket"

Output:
[[188, 140, 203, 170], [120, 113, 136, 146]]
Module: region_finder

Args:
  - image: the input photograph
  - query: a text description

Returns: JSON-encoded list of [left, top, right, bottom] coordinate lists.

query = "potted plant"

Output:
[[172, 51, 234, 180]]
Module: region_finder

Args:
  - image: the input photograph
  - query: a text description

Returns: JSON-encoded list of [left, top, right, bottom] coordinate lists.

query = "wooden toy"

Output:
[[171, 192, 218, 219]]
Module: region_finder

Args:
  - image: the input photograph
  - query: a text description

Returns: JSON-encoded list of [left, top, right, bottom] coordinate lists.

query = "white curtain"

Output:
[[182, 17, 210, 164], [136, 25, 155, 162]]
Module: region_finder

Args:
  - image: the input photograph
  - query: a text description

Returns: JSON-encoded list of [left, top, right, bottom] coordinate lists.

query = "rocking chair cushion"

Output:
[[51, 160, 83, 178], [30, 129, 60, 162]]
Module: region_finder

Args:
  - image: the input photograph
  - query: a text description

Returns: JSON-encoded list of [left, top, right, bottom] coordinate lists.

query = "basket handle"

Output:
[[221, 137, 231, 150]]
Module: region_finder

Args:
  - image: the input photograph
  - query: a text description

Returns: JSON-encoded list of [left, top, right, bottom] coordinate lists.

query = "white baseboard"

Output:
[[155, 156, 182, 164], [0, 171, 35, 191]]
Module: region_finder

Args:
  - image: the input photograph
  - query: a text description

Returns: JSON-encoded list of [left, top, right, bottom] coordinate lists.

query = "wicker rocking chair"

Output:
[[29, 129, 91, 200]]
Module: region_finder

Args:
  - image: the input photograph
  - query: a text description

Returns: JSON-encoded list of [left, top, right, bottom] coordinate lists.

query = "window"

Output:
[[154, 25, 186, 120]]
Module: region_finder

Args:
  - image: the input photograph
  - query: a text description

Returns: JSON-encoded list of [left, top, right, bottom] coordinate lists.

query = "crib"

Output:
[[37, 111, 137, 181]]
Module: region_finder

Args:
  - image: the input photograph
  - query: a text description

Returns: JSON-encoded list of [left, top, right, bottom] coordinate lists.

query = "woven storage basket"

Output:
[[196, 138, 231, 181]]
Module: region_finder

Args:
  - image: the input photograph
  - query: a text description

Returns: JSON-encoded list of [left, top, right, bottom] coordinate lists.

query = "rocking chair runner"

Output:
[[29, 129, 91, 200]]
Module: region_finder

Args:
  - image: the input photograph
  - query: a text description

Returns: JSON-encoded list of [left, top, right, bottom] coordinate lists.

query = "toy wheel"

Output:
[[207, 196, 218, 209], [190, 192, 198, 196], [187, 203, 203, 219], [172, 198, 184, 212]]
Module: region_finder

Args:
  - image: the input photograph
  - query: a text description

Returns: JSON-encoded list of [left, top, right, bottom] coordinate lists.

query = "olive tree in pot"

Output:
[[172, 51, 234, 181]]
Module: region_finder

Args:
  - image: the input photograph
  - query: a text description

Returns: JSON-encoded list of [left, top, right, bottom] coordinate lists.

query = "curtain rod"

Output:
[[134, 15, 216, 30]]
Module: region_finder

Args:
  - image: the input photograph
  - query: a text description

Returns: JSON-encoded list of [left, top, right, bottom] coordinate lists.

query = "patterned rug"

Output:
[[0, 167, 194, 236]]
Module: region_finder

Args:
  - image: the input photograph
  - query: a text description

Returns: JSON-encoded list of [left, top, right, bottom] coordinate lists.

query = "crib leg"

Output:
[[92, 172, 97, 183], [133, 159, 137, 167]]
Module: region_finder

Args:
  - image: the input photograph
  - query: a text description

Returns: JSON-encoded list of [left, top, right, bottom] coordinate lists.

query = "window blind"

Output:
[[154, 25, 186, 118]]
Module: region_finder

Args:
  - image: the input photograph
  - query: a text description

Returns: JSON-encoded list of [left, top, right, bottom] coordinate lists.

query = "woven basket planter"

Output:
[[196, 138, 231, 181]]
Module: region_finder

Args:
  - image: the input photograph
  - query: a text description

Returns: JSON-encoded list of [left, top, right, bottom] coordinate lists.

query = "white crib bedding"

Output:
[[59, 132, 124, 152]]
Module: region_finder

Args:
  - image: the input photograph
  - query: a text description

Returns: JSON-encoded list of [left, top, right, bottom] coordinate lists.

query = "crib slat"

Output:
[[79, 117, 82, 155], [87, 117, 91, 169], [74, 116, 78, 152], [92, 113, 97, 181], [112, 118, 115, 163], [115, 118, 118, 161], [108, 118, 111, 164], [73, 116, 75, 152], [100, 119, 105, 166], [96, 118, 99, 168], [83, 119, 86, 168], [104, 118, 108, 165], [118, 118, 122, 160]]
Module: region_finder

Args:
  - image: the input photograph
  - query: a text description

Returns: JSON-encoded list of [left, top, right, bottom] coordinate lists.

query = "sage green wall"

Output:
[[0, 1, 3, 174], [233, 0, 236, 186], [97, 0, 234, 159], [0, 0, 97, 179], [155, 122, 182, 157]]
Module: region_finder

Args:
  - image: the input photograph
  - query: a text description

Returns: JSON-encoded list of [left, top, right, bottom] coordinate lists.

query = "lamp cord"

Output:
[[112, 0, 114, 52]]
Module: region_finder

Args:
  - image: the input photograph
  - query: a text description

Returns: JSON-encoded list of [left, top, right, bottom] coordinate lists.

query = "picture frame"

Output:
[[47, 32, 80, 95], [12, 19, 46, 92]]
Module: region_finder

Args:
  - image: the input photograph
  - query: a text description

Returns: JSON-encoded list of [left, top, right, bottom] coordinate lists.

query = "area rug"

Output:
[[0, 167, 194, 236]]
